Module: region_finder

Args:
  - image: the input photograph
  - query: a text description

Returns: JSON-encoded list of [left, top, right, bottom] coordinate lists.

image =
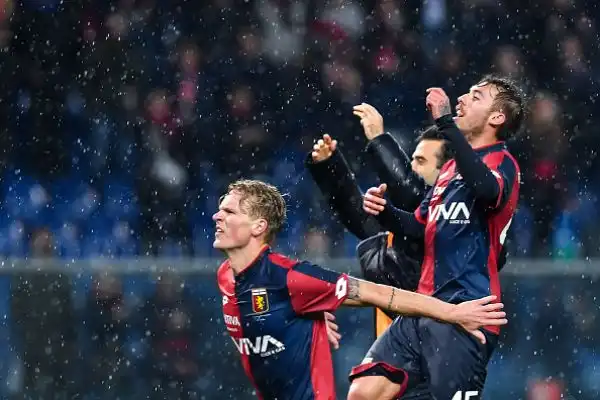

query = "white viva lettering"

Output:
[[232, 335, 286, 357], [428, 202, 470, 223]]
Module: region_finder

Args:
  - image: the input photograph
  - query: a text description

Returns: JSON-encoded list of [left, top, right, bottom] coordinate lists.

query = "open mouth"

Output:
[[215, 227, 224, 234], [455, 107, 465, 117]]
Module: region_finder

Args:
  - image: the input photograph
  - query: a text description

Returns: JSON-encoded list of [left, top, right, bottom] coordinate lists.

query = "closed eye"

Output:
[[413, 156, 426, 165]]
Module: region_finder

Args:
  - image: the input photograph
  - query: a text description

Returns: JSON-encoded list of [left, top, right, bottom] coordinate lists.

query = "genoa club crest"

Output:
[[251, 288, 269, 314]]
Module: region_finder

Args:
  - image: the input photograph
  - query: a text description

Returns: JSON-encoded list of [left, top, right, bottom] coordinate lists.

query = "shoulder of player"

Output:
[[267, 252, 300, 270], [267, 252, 343, 282], [503, 149, 520, 171], [483, 149, 520, 170]]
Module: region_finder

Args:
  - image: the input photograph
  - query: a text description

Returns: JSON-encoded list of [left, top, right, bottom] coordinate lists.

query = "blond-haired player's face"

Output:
[[212, 191, 255, 250], [454, 82, 504, 137]]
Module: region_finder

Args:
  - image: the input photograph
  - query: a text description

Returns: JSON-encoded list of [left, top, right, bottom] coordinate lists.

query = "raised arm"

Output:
[[435, 114, 500, 202], [306, 134, 383, 239], [426, 88, 503, 205], [343, 276, 506, 344], [352, 103, 425, 210]]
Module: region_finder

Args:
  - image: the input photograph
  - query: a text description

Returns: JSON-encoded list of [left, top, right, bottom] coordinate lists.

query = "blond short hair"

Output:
[[225, 179, 287, 244]]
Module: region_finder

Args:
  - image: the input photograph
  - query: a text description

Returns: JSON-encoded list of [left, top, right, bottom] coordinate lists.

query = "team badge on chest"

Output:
[[251, 288, 269, 314]]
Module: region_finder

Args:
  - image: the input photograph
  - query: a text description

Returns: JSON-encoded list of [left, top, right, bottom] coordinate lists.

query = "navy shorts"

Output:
[[349, 316, 498, 399]]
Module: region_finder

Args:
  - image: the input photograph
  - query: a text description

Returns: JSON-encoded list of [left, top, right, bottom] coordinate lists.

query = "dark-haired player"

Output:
[[307, 122, 453, 337], [215, 179, 507, 400], [354, 75, 525, 399]]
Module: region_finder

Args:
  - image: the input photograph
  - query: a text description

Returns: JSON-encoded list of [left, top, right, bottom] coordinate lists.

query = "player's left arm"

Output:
[[343, 276, 507, 344], [435, 114, 511, 206], [426, 87, 517, 208]]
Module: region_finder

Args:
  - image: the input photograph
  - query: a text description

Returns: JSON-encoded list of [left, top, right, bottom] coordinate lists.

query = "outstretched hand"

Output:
[[449, 295, 507, 344], [312, 134, 338, 162], [363, 184, 388, 216]]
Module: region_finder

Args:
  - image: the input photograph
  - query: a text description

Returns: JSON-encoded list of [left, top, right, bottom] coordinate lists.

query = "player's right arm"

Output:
[[343, 276, 506, 344], [363, 183, 427, 239], [353, 103, 426, 211], [365, 133, 426, 211], [306, 134, 383, 240], [286, 260, 506, 344]]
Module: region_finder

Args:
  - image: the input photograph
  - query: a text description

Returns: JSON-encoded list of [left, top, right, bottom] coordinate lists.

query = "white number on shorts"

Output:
[[451, 391, 479, 400], [335, 277, 347, 300], [499, 217, 513, 246]]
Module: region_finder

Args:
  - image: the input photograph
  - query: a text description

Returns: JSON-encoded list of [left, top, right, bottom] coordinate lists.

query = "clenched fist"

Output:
[[363, 184, 388, 215], [311, 134, 338, 162], [353, 103, 384, 140], [425, 87, 453, 120]]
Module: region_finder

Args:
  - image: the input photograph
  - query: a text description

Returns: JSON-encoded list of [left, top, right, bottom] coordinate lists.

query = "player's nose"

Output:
[[410, 160, 418, 172], [212, 211, 222, 221]]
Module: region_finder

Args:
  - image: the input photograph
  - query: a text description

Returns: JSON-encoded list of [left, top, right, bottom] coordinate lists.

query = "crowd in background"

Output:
[[0, 0, 598, 258], [0, 0, 599, 398]]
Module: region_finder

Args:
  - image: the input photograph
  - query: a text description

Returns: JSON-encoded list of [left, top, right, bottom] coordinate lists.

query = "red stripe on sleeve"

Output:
[[288, 271, 348, 314]]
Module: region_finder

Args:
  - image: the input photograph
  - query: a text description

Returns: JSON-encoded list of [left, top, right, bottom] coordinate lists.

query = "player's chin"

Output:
[[453, 115, 465, 128], [213, 237, 242, 251], [212, 238, 228, 250]]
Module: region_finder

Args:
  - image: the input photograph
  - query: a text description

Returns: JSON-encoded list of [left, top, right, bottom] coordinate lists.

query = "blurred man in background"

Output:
[[139, 274, 199, 400], [84, 273, 131, 399], [11, 228, 75, 399]]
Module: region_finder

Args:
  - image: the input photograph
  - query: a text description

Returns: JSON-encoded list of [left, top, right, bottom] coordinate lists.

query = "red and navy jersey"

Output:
[[414, 142, 520, 332], [217, 245, 349, 400]]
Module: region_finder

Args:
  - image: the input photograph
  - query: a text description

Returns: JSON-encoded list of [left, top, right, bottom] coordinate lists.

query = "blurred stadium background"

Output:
[[0, 0, 598, 399]]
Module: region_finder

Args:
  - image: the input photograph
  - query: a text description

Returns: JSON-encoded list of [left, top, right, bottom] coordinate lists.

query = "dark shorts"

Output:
[[349, 316, 498, 399]]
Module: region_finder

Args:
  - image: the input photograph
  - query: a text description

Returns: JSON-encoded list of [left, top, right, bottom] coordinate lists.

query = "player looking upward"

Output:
[[352, 75, 525, 399]]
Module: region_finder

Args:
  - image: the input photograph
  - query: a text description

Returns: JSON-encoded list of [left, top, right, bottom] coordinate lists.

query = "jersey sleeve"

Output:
[[414, 186, 434, 224], [484, 153, 519, 210], [287, 261, 349, 315]]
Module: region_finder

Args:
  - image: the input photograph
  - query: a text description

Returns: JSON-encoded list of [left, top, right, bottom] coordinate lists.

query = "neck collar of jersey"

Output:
[[230, 244, 270, 277]]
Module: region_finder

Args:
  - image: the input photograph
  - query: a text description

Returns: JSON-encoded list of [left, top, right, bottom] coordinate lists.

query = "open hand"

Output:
[[363, 184, 388, 216], [312, 134, 338, 162], [449, 295, 507, 344], [353, 103, 385, 140]]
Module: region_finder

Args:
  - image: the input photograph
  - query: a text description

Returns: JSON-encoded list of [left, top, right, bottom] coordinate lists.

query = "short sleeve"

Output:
[[287, 261, 349, 314]]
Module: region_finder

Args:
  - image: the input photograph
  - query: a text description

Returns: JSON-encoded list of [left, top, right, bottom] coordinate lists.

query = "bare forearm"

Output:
[[343, 277, 455, 321]]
